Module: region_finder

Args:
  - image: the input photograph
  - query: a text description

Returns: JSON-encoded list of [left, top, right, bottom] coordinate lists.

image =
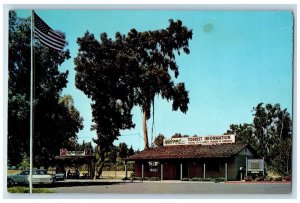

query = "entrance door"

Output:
[[175, 162, 189, 179]]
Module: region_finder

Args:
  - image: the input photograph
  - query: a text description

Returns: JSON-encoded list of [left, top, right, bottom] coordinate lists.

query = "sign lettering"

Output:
[[163, 134, 235, 146], [59, 148, 92, 156]]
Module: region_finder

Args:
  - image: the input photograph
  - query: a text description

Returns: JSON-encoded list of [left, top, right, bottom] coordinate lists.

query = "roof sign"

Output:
[[163, 134, 235, 146]]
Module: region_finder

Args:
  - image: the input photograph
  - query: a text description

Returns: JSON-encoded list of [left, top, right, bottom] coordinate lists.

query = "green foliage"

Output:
[[184, 177, 221, 182], [171, 133, 189, 138], [274, 176, 283, 181], [266, 176, 273, 181], [189, 177, 210, 181], [128, 146, 134, 156], [244, 176, 253, 182], [119, 143, 128, 158], [226, 103, 292, 176], [8, 186, 54, 193], [255, 176, 265, 181], [8, 11, 83, 168], [131, 176, 160, 181], [74, 19, 192, 163], [17, 154, 29, 170], [154, 134, 165, 147]]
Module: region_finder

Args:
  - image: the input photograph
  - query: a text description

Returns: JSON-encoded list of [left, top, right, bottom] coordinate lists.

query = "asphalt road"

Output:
[[45, 180, 292, 197]]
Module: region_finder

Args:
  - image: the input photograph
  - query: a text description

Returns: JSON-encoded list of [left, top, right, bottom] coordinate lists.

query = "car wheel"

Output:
[[7, 178, 15, 188]]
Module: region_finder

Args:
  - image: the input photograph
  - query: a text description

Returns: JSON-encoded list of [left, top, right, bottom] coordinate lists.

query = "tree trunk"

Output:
[[143, 111, 149, 149], [95, 150, 105, 179]]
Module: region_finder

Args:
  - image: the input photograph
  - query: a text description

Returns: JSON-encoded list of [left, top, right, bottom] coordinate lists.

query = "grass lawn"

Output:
[[7, 186, 55, 193]]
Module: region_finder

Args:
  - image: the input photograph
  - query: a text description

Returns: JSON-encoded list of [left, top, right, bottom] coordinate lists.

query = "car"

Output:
[[54, 173, 65, 181], [7, 169, 54, 185], [7, 177, 15, 188]]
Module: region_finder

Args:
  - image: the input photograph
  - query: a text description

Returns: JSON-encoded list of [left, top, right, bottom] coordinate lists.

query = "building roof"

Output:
[[125, 143, 250, 161]]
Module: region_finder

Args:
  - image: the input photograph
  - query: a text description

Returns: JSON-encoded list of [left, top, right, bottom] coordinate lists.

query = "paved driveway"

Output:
[[46, 180, 292, 197]]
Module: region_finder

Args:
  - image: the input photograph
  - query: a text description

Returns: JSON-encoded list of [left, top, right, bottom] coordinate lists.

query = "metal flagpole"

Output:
[[29, 10, 34, 194]]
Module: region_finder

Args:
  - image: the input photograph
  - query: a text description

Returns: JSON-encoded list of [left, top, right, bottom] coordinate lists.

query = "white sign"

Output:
[[247, 159, 264, 173], [60, 149, 91, 156], [163, 134, 235, 146]]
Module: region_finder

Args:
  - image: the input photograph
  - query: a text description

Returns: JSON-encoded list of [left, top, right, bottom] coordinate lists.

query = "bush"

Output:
[[274, 176, 283, 181], [266, 176, 273, 181], [181, 178, 190, 181], [214, 177, 226, 183], [244, 176, 252, 182], [285, 176, 291, 181], [255, 176, 265, 181], [149, 177, 160, 181], [131, 177, 142, 181], [202, 178, 211, 182], [131, 176, 160, 181], [190, 177, 203, 181]]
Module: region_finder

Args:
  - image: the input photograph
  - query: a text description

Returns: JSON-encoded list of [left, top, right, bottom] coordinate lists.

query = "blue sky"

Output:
[[16, 10, 294, 151]]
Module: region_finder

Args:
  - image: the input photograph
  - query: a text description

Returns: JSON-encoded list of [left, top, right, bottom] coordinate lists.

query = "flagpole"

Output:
[[29, 10, 34, 194]]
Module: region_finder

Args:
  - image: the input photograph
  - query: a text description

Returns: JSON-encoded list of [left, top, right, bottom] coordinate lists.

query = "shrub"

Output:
[[190, 177, 203, 181], [255, 176, 265, 181], [132, 177, 142, 181], [149, 177, 160, 181], [244, 176, 252, 182], [285, 176, 291, 181], [181, 178, 190, 181], [214, 177, 226, 183], [202, 178, 211, 182], [274, 176, 283, 181], [266, 176, 273, 181], [142, 177, 149, 181]]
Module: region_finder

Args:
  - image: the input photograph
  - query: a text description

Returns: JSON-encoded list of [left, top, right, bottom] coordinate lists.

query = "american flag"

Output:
[[33, 11, 66, 51]]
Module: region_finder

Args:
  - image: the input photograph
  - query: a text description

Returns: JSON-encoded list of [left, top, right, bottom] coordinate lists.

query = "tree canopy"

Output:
[[8, 11, 83, 168], [74, 19, 192, 176], [154, 134, 165, 147], [225, 103, 292, 176]]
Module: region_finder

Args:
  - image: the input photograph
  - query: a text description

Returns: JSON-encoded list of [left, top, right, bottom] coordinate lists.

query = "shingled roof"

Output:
[[125, 143, 249, 161]]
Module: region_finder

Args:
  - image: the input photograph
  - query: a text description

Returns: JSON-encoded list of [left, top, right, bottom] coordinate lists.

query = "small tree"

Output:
[[118, 142, 128, 159], [154, 134, 165, 147]]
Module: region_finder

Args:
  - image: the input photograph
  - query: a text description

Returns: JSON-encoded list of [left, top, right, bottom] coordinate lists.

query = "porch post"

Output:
[[125, 161, 128, 178], [246, 157, 248, 177], [161, 163, 163, 180], [180, 163, 183, 180], [225, 163, 228, 181], [142, 164, 144, 179], [203, 163, 206, 178]]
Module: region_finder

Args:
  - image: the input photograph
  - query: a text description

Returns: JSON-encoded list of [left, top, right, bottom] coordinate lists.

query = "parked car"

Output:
[[7, 169, 54, 186], [54, 173, 65, 181]]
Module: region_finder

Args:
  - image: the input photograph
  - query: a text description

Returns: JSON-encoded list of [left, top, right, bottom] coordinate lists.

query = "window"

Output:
[[148, 161, 159, 172]]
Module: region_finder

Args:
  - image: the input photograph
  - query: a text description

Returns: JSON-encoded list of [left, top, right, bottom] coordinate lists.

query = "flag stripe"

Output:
[[34, 27, 65, 47], [33, 11, 66, 51], [34, 28, 65, 51], [49, 30, 66, 44]]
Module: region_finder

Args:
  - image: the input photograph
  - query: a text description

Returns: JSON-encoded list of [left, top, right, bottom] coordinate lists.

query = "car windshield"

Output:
[[20, 171, 29, 175]]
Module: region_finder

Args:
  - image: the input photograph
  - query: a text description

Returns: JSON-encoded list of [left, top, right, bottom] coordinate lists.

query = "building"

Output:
[[124, 135, 260, 181]]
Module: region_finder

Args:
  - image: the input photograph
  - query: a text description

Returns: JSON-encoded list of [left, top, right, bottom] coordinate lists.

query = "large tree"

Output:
[[8, 11, 83, 168], [126, 20, 192, 148], [75, 19, 192, 177], [225, 103, 292, 176]]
